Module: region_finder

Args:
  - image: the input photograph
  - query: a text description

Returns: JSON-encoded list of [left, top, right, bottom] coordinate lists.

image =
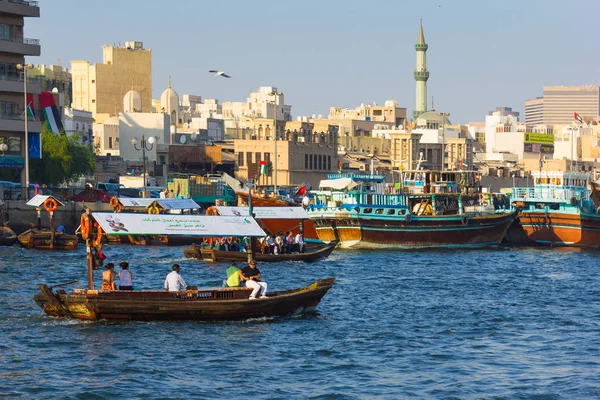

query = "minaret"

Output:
[[413, 20, 429, 120]]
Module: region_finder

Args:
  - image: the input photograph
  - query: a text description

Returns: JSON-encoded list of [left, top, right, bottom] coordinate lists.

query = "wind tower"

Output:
[[413, 20, 429, 120]]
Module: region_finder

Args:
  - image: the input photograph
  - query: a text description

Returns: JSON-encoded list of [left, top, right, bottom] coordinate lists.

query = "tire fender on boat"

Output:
[[461, 215, 469, 226], [405, 213, 412, 223]]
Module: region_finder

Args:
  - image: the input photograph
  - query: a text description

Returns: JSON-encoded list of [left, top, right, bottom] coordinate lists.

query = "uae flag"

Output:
[[259, 160, 267, 175], [574, 112, 583, 123], [26, 93, 35, 119], [39, 91, 63, 133]]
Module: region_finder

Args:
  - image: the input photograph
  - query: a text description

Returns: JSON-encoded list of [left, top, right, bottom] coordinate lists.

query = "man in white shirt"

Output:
[[294, 233, 305, 253], [302, 195, 310, 208], [164, 264, 187, 291]]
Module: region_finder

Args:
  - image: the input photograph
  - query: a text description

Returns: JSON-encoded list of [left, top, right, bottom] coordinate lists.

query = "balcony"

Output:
[[0, 37, 41, 56], [0, 74, 41, 94], [0, 114, 41, 133], [0, 0, 40, 17]]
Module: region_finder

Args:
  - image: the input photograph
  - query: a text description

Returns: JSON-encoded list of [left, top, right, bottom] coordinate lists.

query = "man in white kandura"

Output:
[[164, 264, 187, 291]]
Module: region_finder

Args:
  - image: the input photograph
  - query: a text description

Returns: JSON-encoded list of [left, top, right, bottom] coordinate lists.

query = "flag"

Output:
[[259, 160, 267, 175], [176, 182, 181, 196], [337, 159, 343, 173], [459, 159, 463, 169], [26, 93, 35, 119], [574, 112, 583, 123], [295, 185, 307, 196], [39, 91, 64, 133]]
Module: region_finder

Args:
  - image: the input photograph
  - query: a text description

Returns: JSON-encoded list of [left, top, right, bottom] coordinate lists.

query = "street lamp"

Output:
[[131, 134, 156, 198], [17, 63, 33, 200], [438, 112, 450, 171], [268, 91, 282, 193]]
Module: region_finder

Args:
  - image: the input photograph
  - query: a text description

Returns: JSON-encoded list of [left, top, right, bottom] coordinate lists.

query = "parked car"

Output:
[[0, 181, 21, 200], [73, 189, 117, 203]]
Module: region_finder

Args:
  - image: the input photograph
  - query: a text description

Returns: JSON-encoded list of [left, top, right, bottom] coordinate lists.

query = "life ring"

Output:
[[93, 223, 103, 247], [405, 213, 412, 223], [205, 206, 218, 216], [43, 197, 58, 212], [461, 215, 469, 226], [114, 204, 123, 213], [80, 213, 91, 240], [109, 196, 120, 209], [148, 205, 160, 214]]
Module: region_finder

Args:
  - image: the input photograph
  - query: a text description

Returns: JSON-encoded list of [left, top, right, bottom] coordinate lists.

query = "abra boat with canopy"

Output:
[[18, 195, 78, 250], [34, 212, 335, 321], [184, 206, 336, 263]]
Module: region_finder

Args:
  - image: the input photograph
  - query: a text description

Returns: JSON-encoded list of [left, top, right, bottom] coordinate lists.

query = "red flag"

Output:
[[295, 185, 306, 196], [176, 182, 181, 196]]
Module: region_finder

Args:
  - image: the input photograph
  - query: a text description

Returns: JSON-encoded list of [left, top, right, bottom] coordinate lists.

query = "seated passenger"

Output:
[[224, 262, 241, 287]]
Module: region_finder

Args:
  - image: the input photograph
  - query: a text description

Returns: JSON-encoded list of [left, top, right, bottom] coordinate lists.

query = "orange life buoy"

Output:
[[93, 223, 103, 247], [115, 204, 123, 213], [80, 213, 91, 240], [109, 196, 120, 209], [206, 206, 218, 216], [148, 206, 160, 214], [43, 197, 58, 212]]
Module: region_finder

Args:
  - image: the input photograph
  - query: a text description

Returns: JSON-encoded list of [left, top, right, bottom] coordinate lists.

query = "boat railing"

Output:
[[512, 187, 589, 202]]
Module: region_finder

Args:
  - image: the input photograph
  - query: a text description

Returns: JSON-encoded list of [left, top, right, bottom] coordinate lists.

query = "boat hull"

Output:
[[311, 211, 516, 249], [0, 226, 17, 246], [515, 211, 600, 247], [183, 242, 337, 263], [18, 229, 78, 250], [33, 278, 335, 321]]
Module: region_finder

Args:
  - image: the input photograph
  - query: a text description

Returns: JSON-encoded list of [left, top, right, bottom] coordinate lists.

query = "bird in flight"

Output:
[[209, 70, 231, 78]]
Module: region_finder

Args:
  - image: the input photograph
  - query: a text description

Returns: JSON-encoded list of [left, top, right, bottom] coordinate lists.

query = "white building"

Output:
[[63, 107, 94, 145], [93, 116, 119, 156], [222, 86, 292, 123]]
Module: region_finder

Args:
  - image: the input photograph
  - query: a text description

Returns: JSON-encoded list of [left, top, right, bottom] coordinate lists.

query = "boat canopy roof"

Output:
[[26, 195, 65, 208], [117, 198, 201, 210], [92, 212, 266, 237], [319, 178, 358, 191], [215, 206, 309, 219]]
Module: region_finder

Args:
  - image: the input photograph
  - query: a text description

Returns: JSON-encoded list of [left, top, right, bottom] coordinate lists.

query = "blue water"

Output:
[[1, 244, 599, 399]]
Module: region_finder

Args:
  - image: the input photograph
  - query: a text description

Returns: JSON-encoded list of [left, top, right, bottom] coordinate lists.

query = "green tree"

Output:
[[29, 123, 96, 185]]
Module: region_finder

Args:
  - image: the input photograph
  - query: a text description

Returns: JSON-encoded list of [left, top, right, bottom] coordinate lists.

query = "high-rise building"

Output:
[[71, 41, 152, 123], [413, 21, 429, 120], [0, 0, 42, 186], [525, 86, 600, 125]]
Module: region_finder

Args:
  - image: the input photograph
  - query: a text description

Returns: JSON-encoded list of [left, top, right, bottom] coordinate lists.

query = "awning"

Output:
[[318, 178, 358, 191], [151, 198, 201, 210], [92, 212, 266, 237], [26, 195, 65, 207], [215, 206, 309, 219], [118, 198, 154, 208]]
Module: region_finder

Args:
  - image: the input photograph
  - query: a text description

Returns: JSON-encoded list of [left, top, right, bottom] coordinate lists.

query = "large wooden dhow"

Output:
[[18, 195, 78, 250], [308, 173, 516, 249], [506, 171, 600, 247], [34, 212, 335, 321]]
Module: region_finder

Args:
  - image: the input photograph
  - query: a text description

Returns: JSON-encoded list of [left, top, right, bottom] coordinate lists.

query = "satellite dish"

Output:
[[180, 135, 186, 144], [52, 87, 59, 93]]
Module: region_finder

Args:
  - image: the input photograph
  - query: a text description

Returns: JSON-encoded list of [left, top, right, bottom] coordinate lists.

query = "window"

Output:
[[387, 209, 395, 215], [0, 24, 11, 40], [327, 155, 331, 171], [255, 152, 261, 163], [246, 152, 253, 165], [91, 80, 95, 83], [109, 137, 113, 149], [238, 152, 244, 167], [264, 153, 270, 174], [318, 155, 322, 170], [92, 99, 96, 103], [309, 154, 313, 169], [375, 209, 384, 214], [363, 208, 373, 214], [305, 154, 308, 169]]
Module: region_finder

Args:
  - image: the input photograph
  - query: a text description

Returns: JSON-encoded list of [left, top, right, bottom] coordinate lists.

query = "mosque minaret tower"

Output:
[[413, 20, 429, 120]]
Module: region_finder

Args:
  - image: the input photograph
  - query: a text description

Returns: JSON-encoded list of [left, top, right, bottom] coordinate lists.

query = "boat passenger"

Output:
[[118, 261, 134, 290], [285, 232, 294, 253], [239, 260, 267, 299], [164, 264, 187, 292], [294, 233, 305, 253], [101, 263, 116, 291], [224, 263, 241, 287]]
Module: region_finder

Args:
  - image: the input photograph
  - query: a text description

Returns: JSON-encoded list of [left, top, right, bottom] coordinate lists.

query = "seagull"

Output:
[[209, 70, 231, 78]]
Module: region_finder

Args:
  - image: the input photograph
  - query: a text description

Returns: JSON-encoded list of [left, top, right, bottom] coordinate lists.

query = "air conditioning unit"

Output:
[[298, 137, 305, 142], [359, 164, 366, 171]]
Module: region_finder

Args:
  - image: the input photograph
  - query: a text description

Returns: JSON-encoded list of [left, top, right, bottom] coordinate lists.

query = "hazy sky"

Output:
[[27, 0, 600, 124]]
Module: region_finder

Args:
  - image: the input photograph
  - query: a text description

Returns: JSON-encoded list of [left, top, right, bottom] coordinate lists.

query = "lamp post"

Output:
[[438, 112, 450, 172], [17, 63, 33, 200], [131, 134, 156, 198], [268, 91, 282, 193]]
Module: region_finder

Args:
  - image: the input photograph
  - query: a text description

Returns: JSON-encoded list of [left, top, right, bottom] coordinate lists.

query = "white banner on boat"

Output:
[[92, 212, 266, 237], [117, 198, 201, 210], [214, 206, 309, 219], [318, 178, 357, 191]]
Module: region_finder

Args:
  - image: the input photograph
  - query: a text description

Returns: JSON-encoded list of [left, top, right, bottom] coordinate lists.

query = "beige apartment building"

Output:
[[71, 41, 152, 123], [234, 122, 339, 188], [525, 86, 600, 125], [329, 100, 406, 126], [0, 0, 41, 187]]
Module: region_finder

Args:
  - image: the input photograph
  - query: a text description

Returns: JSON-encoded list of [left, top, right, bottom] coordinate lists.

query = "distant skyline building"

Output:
[[413, 21, 429, 120], [488, 107, 519, 121], [525, 86, 600, 125], [71, 40, 152, 123]]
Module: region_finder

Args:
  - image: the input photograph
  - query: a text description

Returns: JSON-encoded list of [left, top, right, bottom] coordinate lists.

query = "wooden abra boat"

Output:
[[0, 224, 17, 246], [34, 212, 335, 321], [34, 278, 335, 321], [184, 241, 337, 263], [18, 195, 78, 250]]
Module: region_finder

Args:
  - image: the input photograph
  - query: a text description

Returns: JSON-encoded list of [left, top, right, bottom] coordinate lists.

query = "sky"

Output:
[[26, 0, 600, 125]]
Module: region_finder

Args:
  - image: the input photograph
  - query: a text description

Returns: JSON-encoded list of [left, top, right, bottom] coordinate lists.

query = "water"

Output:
[[1, 244, 599, 399]]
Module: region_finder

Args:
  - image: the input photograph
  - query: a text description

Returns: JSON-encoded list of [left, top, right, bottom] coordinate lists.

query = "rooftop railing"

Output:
[[0, 36, 40, 45], [512, 187, 589, 202]]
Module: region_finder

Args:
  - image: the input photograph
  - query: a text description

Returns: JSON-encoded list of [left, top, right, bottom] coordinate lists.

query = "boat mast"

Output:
[[247, 178, 256, 264]]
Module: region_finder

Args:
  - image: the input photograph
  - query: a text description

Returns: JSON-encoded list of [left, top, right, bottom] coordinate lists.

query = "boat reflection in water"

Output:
[[308, 172, 516, 249]]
